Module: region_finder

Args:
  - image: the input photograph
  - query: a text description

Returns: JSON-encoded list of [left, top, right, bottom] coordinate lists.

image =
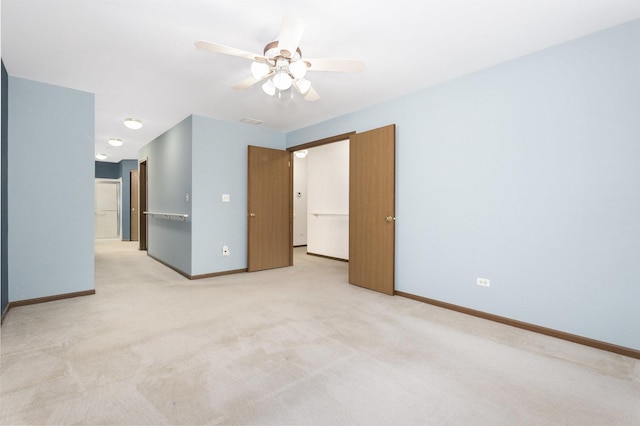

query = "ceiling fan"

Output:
[[195, 16, 364, 102]]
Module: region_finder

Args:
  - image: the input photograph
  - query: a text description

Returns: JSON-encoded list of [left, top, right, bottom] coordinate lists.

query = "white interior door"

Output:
[[94, 179, 121, 239]]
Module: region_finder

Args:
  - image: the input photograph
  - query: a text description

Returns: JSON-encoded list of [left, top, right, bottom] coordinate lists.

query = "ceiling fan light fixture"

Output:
[[273, 71, 292, 91], [108, 138, 123, 147], [195, 16, 362, 104], [124, 118, 143, 130], [251, 61, 270, 80], [262, 79, 276, 96], [289, 60, 307, 79]]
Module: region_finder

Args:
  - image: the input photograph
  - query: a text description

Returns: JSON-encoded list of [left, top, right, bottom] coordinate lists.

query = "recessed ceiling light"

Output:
[[124, 118, 143, 130], [108, 138, 123, 147], [95, 153, 108, 160]]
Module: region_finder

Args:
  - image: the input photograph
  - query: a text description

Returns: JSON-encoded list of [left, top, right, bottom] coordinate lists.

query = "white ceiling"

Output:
[[3, 0, 640, 163]]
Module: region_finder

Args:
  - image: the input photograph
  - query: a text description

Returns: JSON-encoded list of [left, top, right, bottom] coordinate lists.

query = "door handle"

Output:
[[249, 213, 256, 217], [385, 216, 395, 222]]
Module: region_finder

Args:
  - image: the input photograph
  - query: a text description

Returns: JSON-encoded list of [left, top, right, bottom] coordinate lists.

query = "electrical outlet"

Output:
[[222, 245, 230, 256], [477, 278, 490, 287]]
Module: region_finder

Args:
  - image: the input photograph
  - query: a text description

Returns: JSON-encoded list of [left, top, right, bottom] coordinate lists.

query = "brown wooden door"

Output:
[[130, 170, 139, 241], [247, 146, 292, 272], [349, 124, 396, 295], [139, 160, 148, 251]]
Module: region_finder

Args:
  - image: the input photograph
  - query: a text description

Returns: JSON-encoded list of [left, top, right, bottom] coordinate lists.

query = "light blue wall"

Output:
[[139, 116, 192, 275], [191, 115, 285, 275], [8, 77, 94, 301], [287, 20, 640, 350]]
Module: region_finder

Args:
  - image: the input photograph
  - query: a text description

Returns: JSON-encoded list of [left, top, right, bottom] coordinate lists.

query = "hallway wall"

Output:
[[138, 116, 193, 275], [8, 77, 94, 301], [190, 115, 285, 276], [1, 60, 8, 316]]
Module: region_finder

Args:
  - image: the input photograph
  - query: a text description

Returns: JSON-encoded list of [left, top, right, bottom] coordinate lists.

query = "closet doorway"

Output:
[[294, 140, 349, 261], [247, 125, 395, 294], [290, 124, 396, 295]]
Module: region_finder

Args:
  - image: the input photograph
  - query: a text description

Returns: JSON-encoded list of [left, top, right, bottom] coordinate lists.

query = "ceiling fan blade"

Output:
[[304, 86, 320, 102], [277, 16, 305, 58], [305, 58, 365, 73], [195, 40, 265, 61], [231, 72, 273, 90]]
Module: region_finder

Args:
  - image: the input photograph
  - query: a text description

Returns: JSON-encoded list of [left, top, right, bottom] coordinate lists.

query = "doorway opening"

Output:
[[94, 179, 121, 240], [249, 125, 395, 294], [293, 140, 349, 261], [288, 125, 396, 295]]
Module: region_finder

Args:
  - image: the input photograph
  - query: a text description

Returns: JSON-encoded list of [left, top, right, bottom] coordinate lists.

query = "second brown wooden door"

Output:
[[130, 170, 139, 241], [247, 146, 292, 272], [139, 160, 147, 251], [349, 124, 396, 295]]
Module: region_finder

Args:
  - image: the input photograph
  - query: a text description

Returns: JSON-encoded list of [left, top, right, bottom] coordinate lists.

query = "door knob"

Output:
[[385, 216, 395, 222], [249, 213, 256, 217]]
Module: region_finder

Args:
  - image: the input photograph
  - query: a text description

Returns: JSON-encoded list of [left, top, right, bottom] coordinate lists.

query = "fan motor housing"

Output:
[[263, 41, 302, 62]]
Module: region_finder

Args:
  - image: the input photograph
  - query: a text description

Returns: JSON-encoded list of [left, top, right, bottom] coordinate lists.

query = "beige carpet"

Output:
[[1, 241, 638, 425]]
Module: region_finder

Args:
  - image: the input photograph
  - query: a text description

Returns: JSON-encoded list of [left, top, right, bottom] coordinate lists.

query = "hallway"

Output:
[[1, 241, 639, 424]]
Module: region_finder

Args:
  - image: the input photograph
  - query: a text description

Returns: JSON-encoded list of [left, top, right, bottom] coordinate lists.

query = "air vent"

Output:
[[241, 117, 263, 125]]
